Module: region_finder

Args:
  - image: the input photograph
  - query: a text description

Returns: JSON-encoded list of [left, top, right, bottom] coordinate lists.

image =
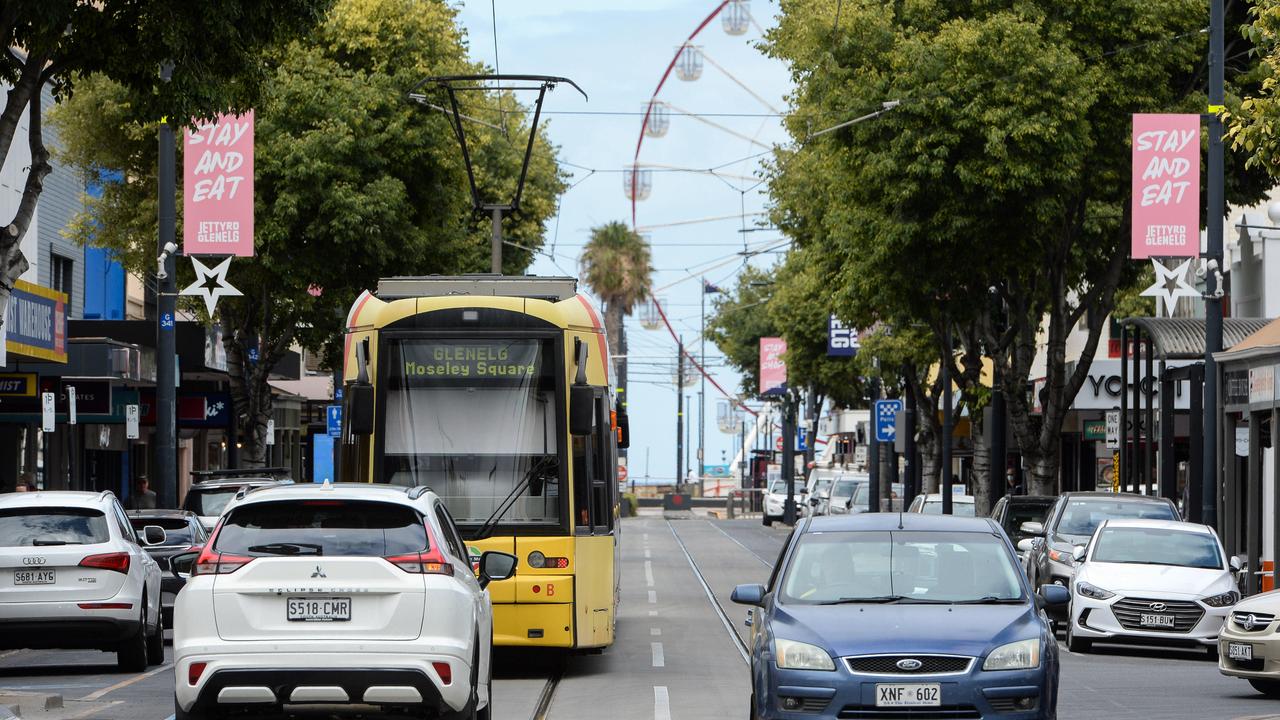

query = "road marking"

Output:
[[163, 715, 176, 720], [648, 590, 657, 604], [648, 610, 658, 616], [644, 547, 651, 558], [651, 641, 665, 667], [80, 663, 173, 701], [654, 686, 671, 720], [67, 701, 122, 719], [650, 627, 662, 636], [667, 520, 751, 664], [644, 560, 655, 587]]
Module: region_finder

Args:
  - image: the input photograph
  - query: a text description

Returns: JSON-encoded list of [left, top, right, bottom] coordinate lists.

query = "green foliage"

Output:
[[1112, 263, 1157, 320], [580, 221, 653, 315], [705, 265, 780, 398], [1230, 0, 1280, 172]]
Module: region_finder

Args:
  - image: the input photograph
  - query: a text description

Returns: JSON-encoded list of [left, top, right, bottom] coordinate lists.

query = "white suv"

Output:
[[172, 482, 516, 720], [0, 490, 165, 670]]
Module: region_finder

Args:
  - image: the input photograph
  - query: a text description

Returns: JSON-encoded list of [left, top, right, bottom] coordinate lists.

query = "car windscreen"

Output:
[[780, 530, 1023, 605], [129, 517, 199, 546], [0, 508, 110, 546], [214, 500, 428, 557], [810, 477, 833, 496], [921, 500, 977, 517], [1091, 527, 1223, 569], [1004, 501, 1055, 538], [1054, 499, 1177, 537], [185, 487, 241, 517], [832, 479, 860, 499]]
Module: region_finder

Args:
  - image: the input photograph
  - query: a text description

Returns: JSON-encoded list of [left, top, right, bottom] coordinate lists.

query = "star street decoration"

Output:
[[180, 256, 243, 316], [1139, 257, 1200, 316]]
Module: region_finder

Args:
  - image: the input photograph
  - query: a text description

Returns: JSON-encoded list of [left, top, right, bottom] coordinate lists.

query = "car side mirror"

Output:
[[570, 384, 594, 436], [730, 583, 766, 607], [1020, 521, 1045, 536], [1230, 555, 1244, 572], [478, 551, 518, 589], [1016, 539, 1034, 553], [1071, 546, 1087, 562], [1039, 584, 1070, 608], [142, 525, 167, 546], [170, 550, 200, 580]]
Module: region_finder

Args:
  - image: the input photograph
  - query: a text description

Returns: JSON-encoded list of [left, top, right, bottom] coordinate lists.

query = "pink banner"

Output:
[[760, 337, 787, 396], [184, 112, 254, 256], [1131, 114, 1199, 259]]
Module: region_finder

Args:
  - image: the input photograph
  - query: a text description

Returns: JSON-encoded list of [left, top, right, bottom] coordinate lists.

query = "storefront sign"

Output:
[[1131, 114, 1199, 259], [0, 373, 36, 396], [1225, 369, 1252, 409], [1083, 419, 1107, 441], [827, 316, 857, 357], [4, 280, 67, 363], [184, 112, 254, 256], [760, 337, 787, 396], [1250, 365, 1275, 406], [1072, 360, 1192, 410]]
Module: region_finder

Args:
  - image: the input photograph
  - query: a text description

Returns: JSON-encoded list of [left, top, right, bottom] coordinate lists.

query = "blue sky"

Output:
[[454, 1, 792, 482]]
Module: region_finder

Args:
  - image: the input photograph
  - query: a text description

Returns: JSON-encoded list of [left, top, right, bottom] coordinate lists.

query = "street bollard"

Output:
[[726, 493, 736, 519]]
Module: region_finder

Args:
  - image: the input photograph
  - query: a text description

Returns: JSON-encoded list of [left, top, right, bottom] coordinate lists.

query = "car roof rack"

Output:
[[407, 485, 433, 500], [191, 467, 292, 479]]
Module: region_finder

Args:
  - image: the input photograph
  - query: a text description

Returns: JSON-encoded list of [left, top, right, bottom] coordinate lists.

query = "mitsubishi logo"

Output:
[[311, 566, 326, 579], [896, 658, 923, 671], [1149, 602, 1167, 613]]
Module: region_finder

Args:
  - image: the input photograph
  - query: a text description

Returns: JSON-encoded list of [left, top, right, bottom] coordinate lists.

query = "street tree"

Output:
[[50, 0, 565, 465], [580, 221, 653, 408], [765, 0, 1270, 494], [0, 0, 327, 336]]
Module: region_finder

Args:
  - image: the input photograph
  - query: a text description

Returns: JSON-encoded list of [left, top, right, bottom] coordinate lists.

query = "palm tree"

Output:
[[580, 221, 653, 421]]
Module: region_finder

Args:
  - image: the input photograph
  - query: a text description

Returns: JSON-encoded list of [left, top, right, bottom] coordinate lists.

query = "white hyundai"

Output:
[[1066, 519, 1237, 654], [172, 483, 517, 720], [0, 490, 165, 670]]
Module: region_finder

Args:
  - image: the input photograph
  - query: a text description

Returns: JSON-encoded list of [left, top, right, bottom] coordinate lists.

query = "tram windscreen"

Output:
[[381, 338, 560, 526]]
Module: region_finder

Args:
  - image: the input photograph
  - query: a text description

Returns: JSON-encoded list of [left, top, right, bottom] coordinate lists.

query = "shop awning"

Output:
[[1121, 317, 1274, 360]]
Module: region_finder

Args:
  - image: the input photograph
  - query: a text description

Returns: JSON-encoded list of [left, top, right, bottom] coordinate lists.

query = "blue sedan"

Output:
[[732, 513, 1068, 719]]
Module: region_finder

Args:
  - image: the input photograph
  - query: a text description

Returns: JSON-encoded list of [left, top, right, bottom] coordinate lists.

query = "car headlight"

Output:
[[1075, 581, 1115, 601], [1202, 591, 1240, 608], [774, 638, 835, 671], [983, 639, 1041, 671], [1047, 548, 1075, 566]]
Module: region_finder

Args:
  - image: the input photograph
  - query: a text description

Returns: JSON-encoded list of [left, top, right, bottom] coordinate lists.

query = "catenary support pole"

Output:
[[1204, 0, 1225, 529], [676, 337, 684, 489], [869, 376, 881, 513], [156, 71, 178, 509], [942, 323, 954, 515], [490, 207, 502, 274]]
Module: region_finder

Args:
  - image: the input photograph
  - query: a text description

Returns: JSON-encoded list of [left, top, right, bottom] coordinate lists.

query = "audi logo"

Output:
[[1149, 602, 1168, 613], [896, 658, 924, 671], [22, 557, 46, 565]]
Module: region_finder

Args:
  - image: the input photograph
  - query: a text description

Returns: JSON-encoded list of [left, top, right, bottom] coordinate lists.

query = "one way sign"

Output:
[[874, 399, 903, 443]]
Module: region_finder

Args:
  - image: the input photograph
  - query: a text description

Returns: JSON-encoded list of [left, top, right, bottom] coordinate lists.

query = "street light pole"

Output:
[[156, 63, 178, 509], [676, 336, 684, 489], [942, 320, 954, 515], [1202, 0, 1225, 530], [699, 277, 706, 484]]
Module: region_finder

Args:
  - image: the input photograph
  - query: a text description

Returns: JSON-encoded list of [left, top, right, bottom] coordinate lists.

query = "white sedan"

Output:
[[1066, 519, 1237, 654]]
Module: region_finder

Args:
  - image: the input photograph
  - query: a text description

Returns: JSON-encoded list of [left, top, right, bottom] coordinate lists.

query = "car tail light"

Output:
[[192, 546, 253, 576], [80, 552, 130, 574], [78, 602, 133, 609], [189, 662, 207, 686], [432, 661, 452, 685], [385, 551, 453, 575]]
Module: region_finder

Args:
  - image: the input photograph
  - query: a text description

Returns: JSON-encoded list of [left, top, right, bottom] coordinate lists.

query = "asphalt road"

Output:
[[0, 513, 1277, 719]]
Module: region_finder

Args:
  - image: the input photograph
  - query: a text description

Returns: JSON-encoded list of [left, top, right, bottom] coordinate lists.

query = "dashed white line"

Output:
[[644, 560, 655, 587], [80, 663, 173, 700], [644, 547, 651, 558], [650, 627, 662, 636], [648, 590, 657, 604], [651, 641, 665, 667], [654, 685, 671, 720], [648, 610, 658, 616]]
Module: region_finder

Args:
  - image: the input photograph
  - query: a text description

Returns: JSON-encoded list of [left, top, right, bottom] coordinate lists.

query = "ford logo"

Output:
[[1149, 602, 1168, 612], [22, 557, 45, 566], [896, 658, 923, 671]]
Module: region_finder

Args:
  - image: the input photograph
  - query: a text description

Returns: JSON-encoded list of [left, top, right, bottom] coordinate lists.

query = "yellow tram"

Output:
[[338, 275, 623, 649]]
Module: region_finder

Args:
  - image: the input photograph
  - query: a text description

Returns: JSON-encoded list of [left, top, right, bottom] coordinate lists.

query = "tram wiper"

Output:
[[471, 458, 555, 541]]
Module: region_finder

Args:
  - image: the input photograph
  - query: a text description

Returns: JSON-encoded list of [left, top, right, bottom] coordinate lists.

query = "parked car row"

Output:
[[3, 474, 518, 720]]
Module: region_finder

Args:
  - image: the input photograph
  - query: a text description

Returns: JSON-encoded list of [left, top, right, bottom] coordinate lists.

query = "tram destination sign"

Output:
[[400, 341, 540, 382]]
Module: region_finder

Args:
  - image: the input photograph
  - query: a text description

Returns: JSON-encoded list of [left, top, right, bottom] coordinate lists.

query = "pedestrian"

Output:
[[1005, 468, 1022, 497], [14, 472, 36, 492], [133, 475, 157, 509]]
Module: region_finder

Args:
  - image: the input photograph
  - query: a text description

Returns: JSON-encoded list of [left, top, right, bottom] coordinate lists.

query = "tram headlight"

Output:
[[528, 551, 546, 569]]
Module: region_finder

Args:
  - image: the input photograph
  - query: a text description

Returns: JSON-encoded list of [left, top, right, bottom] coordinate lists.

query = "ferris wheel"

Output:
[[629, 0, 786, 413]]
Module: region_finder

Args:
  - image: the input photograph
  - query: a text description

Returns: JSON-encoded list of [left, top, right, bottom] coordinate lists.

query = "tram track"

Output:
[[704, 518, 776, 568], [528, 663, 563, 720], [666, 520, 751, 665]]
